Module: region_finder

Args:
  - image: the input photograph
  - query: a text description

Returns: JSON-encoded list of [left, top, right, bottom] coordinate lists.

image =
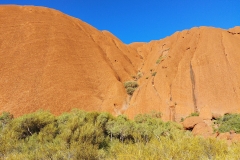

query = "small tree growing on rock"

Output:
[[124, 81, 139, 95]]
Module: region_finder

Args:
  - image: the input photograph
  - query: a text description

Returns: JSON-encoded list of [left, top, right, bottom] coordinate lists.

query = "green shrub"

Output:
[[1, 110, 240, 159], [4, 110, 56, 140], [124, 81, 139, 95], [126, 87, 136, 95], [0, 112, 13, 130], [215, 113, 240, 133], [124, 81, 139, 88]]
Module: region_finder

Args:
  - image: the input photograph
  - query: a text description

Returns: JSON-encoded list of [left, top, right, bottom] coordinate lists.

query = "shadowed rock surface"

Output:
[[1, 5, 240, 120]]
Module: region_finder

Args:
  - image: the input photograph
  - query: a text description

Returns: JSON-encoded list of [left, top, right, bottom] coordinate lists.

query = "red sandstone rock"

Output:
[[126, 26, 240, 120], [183, 116, 203, 129], [1, 5, 240, 120], [231, 134, 240, 143], [217, 132, 231, 140], [211, 132, 219, 138], [203, 120, 213, 126], [0, 5, 142, 117], [230, 130, 236, 134], [212, 113, 222, 119], [192, 122, 214, 138], [199, 106, 212, 120]]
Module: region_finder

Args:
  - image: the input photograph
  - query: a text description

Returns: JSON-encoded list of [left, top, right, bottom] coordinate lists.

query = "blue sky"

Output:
[[1, 0, 240, 44]]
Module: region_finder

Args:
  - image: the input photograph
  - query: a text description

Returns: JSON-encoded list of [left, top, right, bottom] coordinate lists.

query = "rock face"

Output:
[[199, 106, 212, 120], [1, 5, 240, 120], [0, 5, 142, 117], [126, 26, 240, 121]]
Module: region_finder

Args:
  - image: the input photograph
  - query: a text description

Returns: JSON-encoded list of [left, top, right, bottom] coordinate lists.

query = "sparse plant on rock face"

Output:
[[152, 72, 157, 76], [156, 56, 165, 64], [124, 81, 139, 95], [180, 117, 184, 122], [190, 112, 199, 117], [126, 87, 135, 95], [156, 58, 162, 64], [124, 81, 139, 88], [132, 72, 143, 80], [137, 71, 143, 79]]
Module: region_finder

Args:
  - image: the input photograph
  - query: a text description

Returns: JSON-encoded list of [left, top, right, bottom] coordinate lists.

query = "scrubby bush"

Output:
[[124, 81, 139, 88], [0, 112, 13, 130], [215, 113, 240, 133], [126, 87, 136, 95], [124, 81, 139, 95], [1, 110, 240, 159]]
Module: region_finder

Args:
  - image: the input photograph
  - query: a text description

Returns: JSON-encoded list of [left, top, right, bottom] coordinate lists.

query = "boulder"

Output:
[[192, 122, 214, 137], [212, 112, 222, 119], [217, 132, 231, 140], [183, 116, 203, 129], [230, 133, 240, 143], [203, 120, 213, 126]]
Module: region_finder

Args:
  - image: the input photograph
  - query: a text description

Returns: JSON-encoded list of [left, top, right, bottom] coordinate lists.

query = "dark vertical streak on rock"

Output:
[[190, 62, 198, 112], [169, 84, 172, 101]]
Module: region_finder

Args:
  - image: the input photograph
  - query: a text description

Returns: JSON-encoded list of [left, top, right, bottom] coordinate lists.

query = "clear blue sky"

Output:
[[1, 0, 240, 44]]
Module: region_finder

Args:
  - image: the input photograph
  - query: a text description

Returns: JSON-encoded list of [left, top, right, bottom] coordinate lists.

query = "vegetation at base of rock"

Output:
[[124, 81, 139, 95], [215, 113, 240, 133], [1, 110, 240, 159]]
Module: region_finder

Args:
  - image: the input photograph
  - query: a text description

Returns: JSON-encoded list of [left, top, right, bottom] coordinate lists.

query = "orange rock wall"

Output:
[[126, 27, 240, 120], [1, 6, 240, 120], [0, 5, 142, 117]]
